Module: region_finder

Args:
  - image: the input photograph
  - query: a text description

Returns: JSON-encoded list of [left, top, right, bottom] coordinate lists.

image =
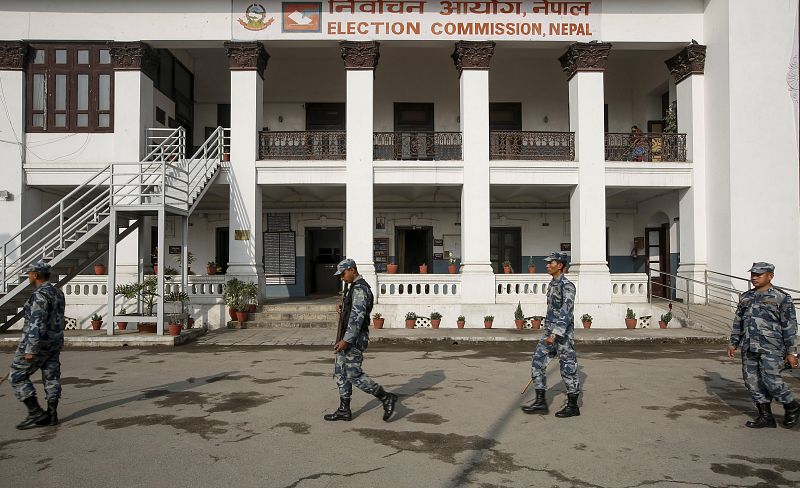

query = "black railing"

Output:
[[489, 131, 575, 161], [258, 131, 346, 160], [605, 132, 687, 162], [373, 132, 462, 161]]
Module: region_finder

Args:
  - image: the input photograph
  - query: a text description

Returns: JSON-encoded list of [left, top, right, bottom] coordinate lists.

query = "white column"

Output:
[[341, 41, 379, 289], [667, 45, 707, 302], [455, 41, 495, 303], [110, 43, 156, 280], [561, 43, 612, 303], [225, 42, 265, 283], [0, 44, 26, 280]]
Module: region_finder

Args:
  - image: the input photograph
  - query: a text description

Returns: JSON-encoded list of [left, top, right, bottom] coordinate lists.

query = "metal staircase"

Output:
[[0, 126, 227, 331]]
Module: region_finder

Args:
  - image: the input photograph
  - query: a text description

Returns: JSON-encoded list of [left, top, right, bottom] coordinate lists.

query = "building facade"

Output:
[[0, 0, 798, 329]]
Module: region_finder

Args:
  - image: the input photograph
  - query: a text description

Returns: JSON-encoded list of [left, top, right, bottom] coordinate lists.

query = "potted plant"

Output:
[[659, 311, 672, 329], [484, 315, 494, 329], [514, 302, 525, 329], [117, 307, 128, 331], [430, 312, 442, 329], [405, 312, 417, 329], [173, 252, 196, 274], [581, 313, 593, 329], [502, 260, 512, 274], [94, 262, 107, 275], [164, 290, 190, 316], [531, 315, 543, 329], [224, 278, 243, 321], [447, 257, 458, 274], [235, 304, 249, 324], [240, 281, 259, 313], [419, 263, 428, 274], [207, 261, 217, 275], [528, 257, 537, 274], [115, 277, 159, 333], [90, 313, 103, 330], [372, 312, 385, 329], [167, 314, 183, 336], [164, 266, 179, 276], [387, 262, 398, 274], [457, 315, 466, 328], [625, 308, 637, 329]]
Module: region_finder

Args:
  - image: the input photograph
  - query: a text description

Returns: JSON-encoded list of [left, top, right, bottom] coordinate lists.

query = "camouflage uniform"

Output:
[[730, 285, 797, 405], [10, 281, 66, 403], [334, 275, 381, 399], [531, 272, 579, 394]]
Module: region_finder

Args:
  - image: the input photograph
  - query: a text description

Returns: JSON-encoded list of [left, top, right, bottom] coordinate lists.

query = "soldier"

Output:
[[727, 262, 799, 428], [10, 261, 66, 429], [323, 258, 397, 422], [521, 252, 581, 418]]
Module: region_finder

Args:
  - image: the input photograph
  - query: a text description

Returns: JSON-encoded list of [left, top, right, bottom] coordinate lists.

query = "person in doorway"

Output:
[[324, 258, 397, 422], [727, 262, 799, 428], [629, 125, 648, 161], [521, 252, 581, 418], [9, 261, 66, 429]]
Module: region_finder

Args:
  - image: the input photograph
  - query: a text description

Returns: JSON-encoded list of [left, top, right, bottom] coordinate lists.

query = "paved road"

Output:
[[1, 343, 798, 488]]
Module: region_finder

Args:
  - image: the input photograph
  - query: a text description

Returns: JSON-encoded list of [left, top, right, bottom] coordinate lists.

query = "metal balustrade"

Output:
[[490, 131, 575, 161], [259, 131, 346, 160], [373, 132, 462, 161], [605, 132, 687, 162]]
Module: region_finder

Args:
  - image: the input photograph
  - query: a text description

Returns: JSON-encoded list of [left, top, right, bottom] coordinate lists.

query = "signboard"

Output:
[[232, 0, 602, 40]]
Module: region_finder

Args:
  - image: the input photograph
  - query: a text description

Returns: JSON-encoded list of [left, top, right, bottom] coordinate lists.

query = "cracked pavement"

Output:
[[0, 343, 798, 487]]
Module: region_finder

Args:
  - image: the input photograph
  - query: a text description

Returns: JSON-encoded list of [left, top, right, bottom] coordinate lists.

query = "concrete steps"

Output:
[[229, 300, 339, 329], [651, 300, 732, 337]]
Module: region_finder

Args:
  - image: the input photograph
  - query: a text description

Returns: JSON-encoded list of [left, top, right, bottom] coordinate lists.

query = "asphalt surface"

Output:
[[1, 343, 798, 488]]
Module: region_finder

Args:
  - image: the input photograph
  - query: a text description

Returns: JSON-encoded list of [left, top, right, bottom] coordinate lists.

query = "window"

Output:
[[27, 44, 114, 132], [489, 103, 522, 130], [305, 103, 345, 130]]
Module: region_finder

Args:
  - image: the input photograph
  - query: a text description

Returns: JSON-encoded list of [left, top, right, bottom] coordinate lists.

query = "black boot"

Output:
[[36, 400, 59, 426], [375, 387, 397, 422], [782, 400, 800, 428], [521, 389, 548, 414], [16, 396, 49, 430], [555, 393, 581, 418], [745, 403, 777, 428], [323, 397, 352, 421]]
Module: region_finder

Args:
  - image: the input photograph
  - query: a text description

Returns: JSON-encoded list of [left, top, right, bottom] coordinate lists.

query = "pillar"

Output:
[[224, 42, 266, 284], [559, 42, 612, 303], [453, 41, 495, 303], [341, 41, 379, 289], [666, 44, 708, 302]]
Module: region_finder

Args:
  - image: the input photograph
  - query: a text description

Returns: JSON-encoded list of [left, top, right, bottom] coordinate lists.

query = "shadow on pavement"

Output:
[[351, 369, 447, 421]]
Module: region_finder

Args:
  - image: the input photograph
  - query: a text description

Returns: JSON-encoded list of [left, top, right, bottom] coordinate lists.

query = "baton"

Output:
[[520, 377, 533, 395]]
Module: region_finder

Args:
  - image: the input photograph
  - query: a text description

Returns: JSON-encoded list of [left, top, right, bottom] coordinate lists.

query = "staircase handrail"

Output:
[[186, 126, 225, 199], [705, 269, 800, 295]]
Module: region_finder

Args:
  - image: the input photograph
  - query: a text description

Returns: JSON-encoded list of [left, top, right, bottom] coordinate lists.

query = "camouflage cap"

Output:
[[25, 260, 52, 274], [334, 258, 357, 276], [544, 252, 569, 265], [748, 262, 775, 274]]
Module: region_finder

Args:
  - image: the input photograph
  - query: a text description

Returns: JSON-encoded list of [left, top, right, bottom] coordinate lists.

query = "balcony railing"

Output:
[[605, 132, 687, 162], [258, 131, 346, 160], [489, 131, 575, 161], [373, 132, 462, 161]]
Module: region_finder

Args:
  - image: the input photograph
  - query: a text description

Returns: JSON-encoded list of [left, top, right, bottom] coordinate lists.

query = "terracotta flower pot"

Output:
[[168, 323, 182, 336], [528, 266, 536, 274], [431, 319, 441, 329], [138, 323, 157, 333], [387, 264, 398, 274], [248, 304, 257, 313], [448, 265, 458, 274], [531, 319, 542, 329], [484, 320, 493, 329], [235, 311, 248, 323], [91, 320, 103, 330], [153, 265, 158, 275], [222, 153, 230, 162], [503, 266, 511, 274], [582, 321, 592, 329], [373, 318, 385, 329], [94, 264, 106, 275], [625, 318, 637, 329], [659, 321, 668, 329], [405, 319, 416, 329], [229, 307, 237, 321], [419, 265, 428, 274], [515, 319, 525, 330], [457, 320, 465, 329], [116, 322, 128, 331], [207, 266, 217, 275]]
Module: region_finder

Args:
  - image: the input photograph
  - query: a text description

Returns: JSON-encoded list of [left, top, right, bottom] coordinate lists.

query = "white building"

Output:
[[0, 0, 798, 331]]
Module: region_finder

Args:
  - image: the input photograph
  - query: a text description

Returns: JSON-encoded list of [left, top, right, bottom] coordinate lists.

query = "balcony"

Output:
[[373, 132, 462, 161], [605, 132, 687, 162], [489, 131, 575, 161], [258, 131, 346, 160]]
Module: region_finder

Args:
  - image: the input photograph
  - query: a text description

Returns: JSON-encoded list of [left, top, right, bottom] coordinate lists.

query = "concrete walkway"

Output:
[[0, 328, 206, 348], [196, 326, 727, 347]]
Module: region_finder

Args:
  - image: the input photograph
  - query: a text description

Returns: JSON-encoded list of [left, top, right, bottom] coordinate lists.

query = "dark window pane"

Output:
[[55, 49, 67, 64]]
